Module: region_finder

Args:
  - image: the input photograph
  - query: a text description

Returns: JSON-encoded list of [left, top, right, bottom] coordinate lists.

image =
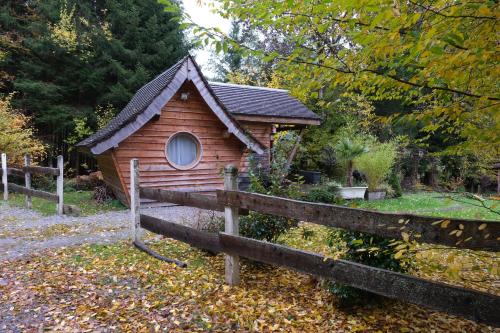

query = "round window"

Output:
[[166, 132, 202, 169]]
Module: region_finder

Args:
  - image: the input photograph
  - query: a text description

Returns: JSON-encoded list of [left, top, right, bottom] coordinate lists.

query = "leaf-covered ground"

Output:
[[1, 230, 498, 332]]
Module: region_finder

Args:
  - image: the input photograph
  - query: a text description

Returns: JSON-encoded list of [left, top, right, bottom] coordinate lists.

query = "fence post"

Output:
[[56, 155, 64, 215], [224, 164, 240, 286], [1, 153, 7, 201], [24, 155, 32, 209], [130, 159, 141, 243]]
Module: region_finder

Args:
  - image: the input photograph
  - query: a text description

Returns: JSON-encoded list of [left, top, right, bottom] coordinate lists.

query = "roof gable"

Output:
[[78, 56, 265, 155]]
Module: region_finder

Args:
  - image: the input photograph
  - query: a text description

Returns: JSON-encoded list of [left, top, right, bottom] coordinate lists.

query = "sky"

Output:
[[181, 0, 230, 77]]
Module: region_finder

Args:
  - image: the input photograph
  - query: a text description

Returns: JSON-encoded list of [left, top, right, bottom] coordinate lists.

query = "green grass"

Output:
[[6, 190, 126, 216], [350, 192, 500, 221]]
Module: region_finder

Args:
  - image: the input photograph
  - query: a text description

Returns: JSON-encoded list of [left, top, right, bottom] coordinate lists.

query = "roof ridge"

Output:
[[208, 81, 289, 93]]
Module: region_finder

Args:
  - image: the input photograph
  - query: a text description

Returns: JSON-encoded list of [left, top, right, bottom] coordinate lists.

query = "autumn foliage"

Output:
[[0, 94, 45, 164]]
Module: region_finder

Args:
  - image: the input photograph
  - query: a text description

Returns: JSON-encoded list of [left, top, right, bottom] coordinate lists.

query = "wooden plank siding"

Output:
[[96, 152, 128, 204], [101, 81, 273, 205]]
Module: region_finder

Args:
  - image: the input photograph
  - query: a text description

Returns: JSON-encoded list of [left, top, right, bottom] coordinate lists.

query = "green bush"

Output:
[[240, 212, 297, 242], [388, 171, 403, 197], [32, 174, 56, 192], [238, 132, 302, 242], [327, 229, 413, 304], [355, 141, 397, 191], [304, 182, 342, 204]]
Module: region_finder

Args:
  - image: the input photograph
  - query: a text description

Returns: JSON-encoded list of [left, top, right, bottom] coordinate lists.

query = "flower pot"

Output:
[[299, 170, 321, 184], [338, 186, 367, 199], [365, 190, 387, 201]]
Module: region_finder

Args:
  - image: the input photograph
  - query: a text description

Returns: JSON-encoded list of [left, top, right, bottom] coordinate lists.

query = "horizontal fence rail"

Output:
[[138, 214, 500, 327], [7, 182, 58, 202], [217, 190, 500, 252], [22, 165, 60, 176], [140, 187, 248, 215], [0, 168, 25, 177], [140, 187, 223, 211], [219, 233, 500, 327], [141, 214, 222, 254], [0, 166, 60, 177]]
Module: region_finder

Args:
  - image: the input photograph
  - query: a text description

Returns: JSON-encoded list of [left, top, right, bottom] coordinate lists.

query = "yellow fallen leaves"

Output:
[[0, 232, 498, 332]]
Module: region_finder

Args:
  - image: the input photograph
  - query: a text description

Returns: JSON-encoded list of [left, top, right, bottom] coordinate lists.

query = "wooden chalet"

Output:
[[77, 55, 320, 206]]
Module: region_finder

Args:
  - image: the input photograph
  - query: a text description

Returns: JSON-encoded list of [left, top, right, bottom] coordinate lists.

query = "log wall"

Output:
[[96, 152, 128, 204]]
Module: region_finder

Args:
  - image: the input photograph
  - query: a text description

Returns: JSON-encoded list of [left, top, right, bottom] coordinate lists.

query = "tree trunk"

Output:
[[497, 169, 499, 194], [429, 156, 438, 189], [347, 161, 353, 187]]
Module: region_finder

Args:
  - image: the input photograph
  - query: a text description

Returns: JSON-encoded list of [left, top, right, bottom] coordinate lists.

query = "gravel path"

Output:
[[0, 202, 221, 260]]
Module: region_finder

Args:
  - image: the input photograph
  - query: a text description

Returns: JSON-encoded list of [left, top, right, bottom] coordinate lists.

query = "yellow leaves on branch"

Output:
[[0, 94, 45, 164]]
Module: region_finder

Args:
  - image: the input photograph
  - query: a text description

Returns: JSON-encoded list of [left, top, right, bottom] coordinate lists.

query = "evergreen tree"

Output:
[[0, 0, 189, 164]]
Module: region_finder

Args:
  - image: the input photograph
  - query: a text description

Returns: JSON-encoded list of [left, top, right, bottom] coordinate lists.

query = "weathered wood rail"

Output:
[[140, 187, 248, 215], [130, 160, 500, 327], [216, 190, 500, 252], [7, 182, 59, 202], [1, 153, 66, 215], [139, 187, 499, 252]]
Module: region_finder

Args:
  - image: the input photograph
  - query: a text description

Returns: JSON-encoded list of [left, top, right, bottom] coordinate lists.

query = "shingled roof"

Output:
[[209, 82, 320, 121], [78, 57, 185, 149], [78, 55, 319, 154]]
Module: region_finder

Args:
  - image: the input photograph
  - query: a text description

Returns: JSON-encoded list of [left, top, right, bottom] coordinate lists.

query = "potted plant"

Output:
[[355, 141, 397, 200], [334, 137, 368, 199]]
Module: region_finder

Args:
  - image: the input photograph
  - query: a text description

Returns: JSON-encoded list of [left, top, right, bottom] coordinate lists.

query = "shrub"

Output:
[[327, 229, 413, 304], [304, 182, 342, 204], [238, 132, 301, 242], [304, 179, 412, 305], [0, 94, 45, 164], [240, 212, 297, 242], [355, 141, 397, 191], [32, 174, 56, 192], [388, 171, 403, 197]]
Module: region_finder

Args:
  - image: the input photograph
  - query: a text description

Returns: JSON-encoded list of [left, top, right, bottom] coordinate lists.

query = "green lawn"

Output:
[[5, 191, 126, 216], [350, 192, 500, 221]]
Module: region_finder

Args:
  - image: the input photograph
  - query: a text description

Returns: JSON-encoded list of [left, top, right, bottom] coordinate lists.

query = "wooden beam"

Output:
[[0, 168, 26, 178], [8, 183, 58, 202], [130, 159, 142, 242], [140, 187, 223, 211], [1, 153, 7, 201], [24, 155, 31, 209], [234, 114, 321, 126], [223, 165, 240, 286], [140, 214, 222, 254], [216, 191, 500, 251], [218, 233, 500, 327], [56, 155, 64, 215], [22, 165, 60, 176]]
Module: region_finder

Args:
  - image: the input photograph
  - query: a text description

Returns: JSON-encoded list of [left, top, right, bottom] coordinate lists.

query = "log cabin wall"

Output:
[[104, 81, 272, 205], [95, 152, 128, 204]]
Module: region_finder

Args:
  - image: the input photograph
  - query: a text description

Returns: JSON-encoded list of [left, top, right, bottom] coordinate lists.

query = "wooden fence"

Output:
[[129, 159, 500, 327], [1, 153, 65, 215]]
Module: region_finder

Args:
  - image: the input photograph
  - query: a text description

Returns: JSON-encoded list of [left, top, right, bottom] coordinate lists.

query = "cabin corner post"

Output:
[[56, 155, 64, 215], [1, 153, 7, 201], [24, 155, 32, 209], [130, 159, 142, 243], [223, 164, 240, 286]]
